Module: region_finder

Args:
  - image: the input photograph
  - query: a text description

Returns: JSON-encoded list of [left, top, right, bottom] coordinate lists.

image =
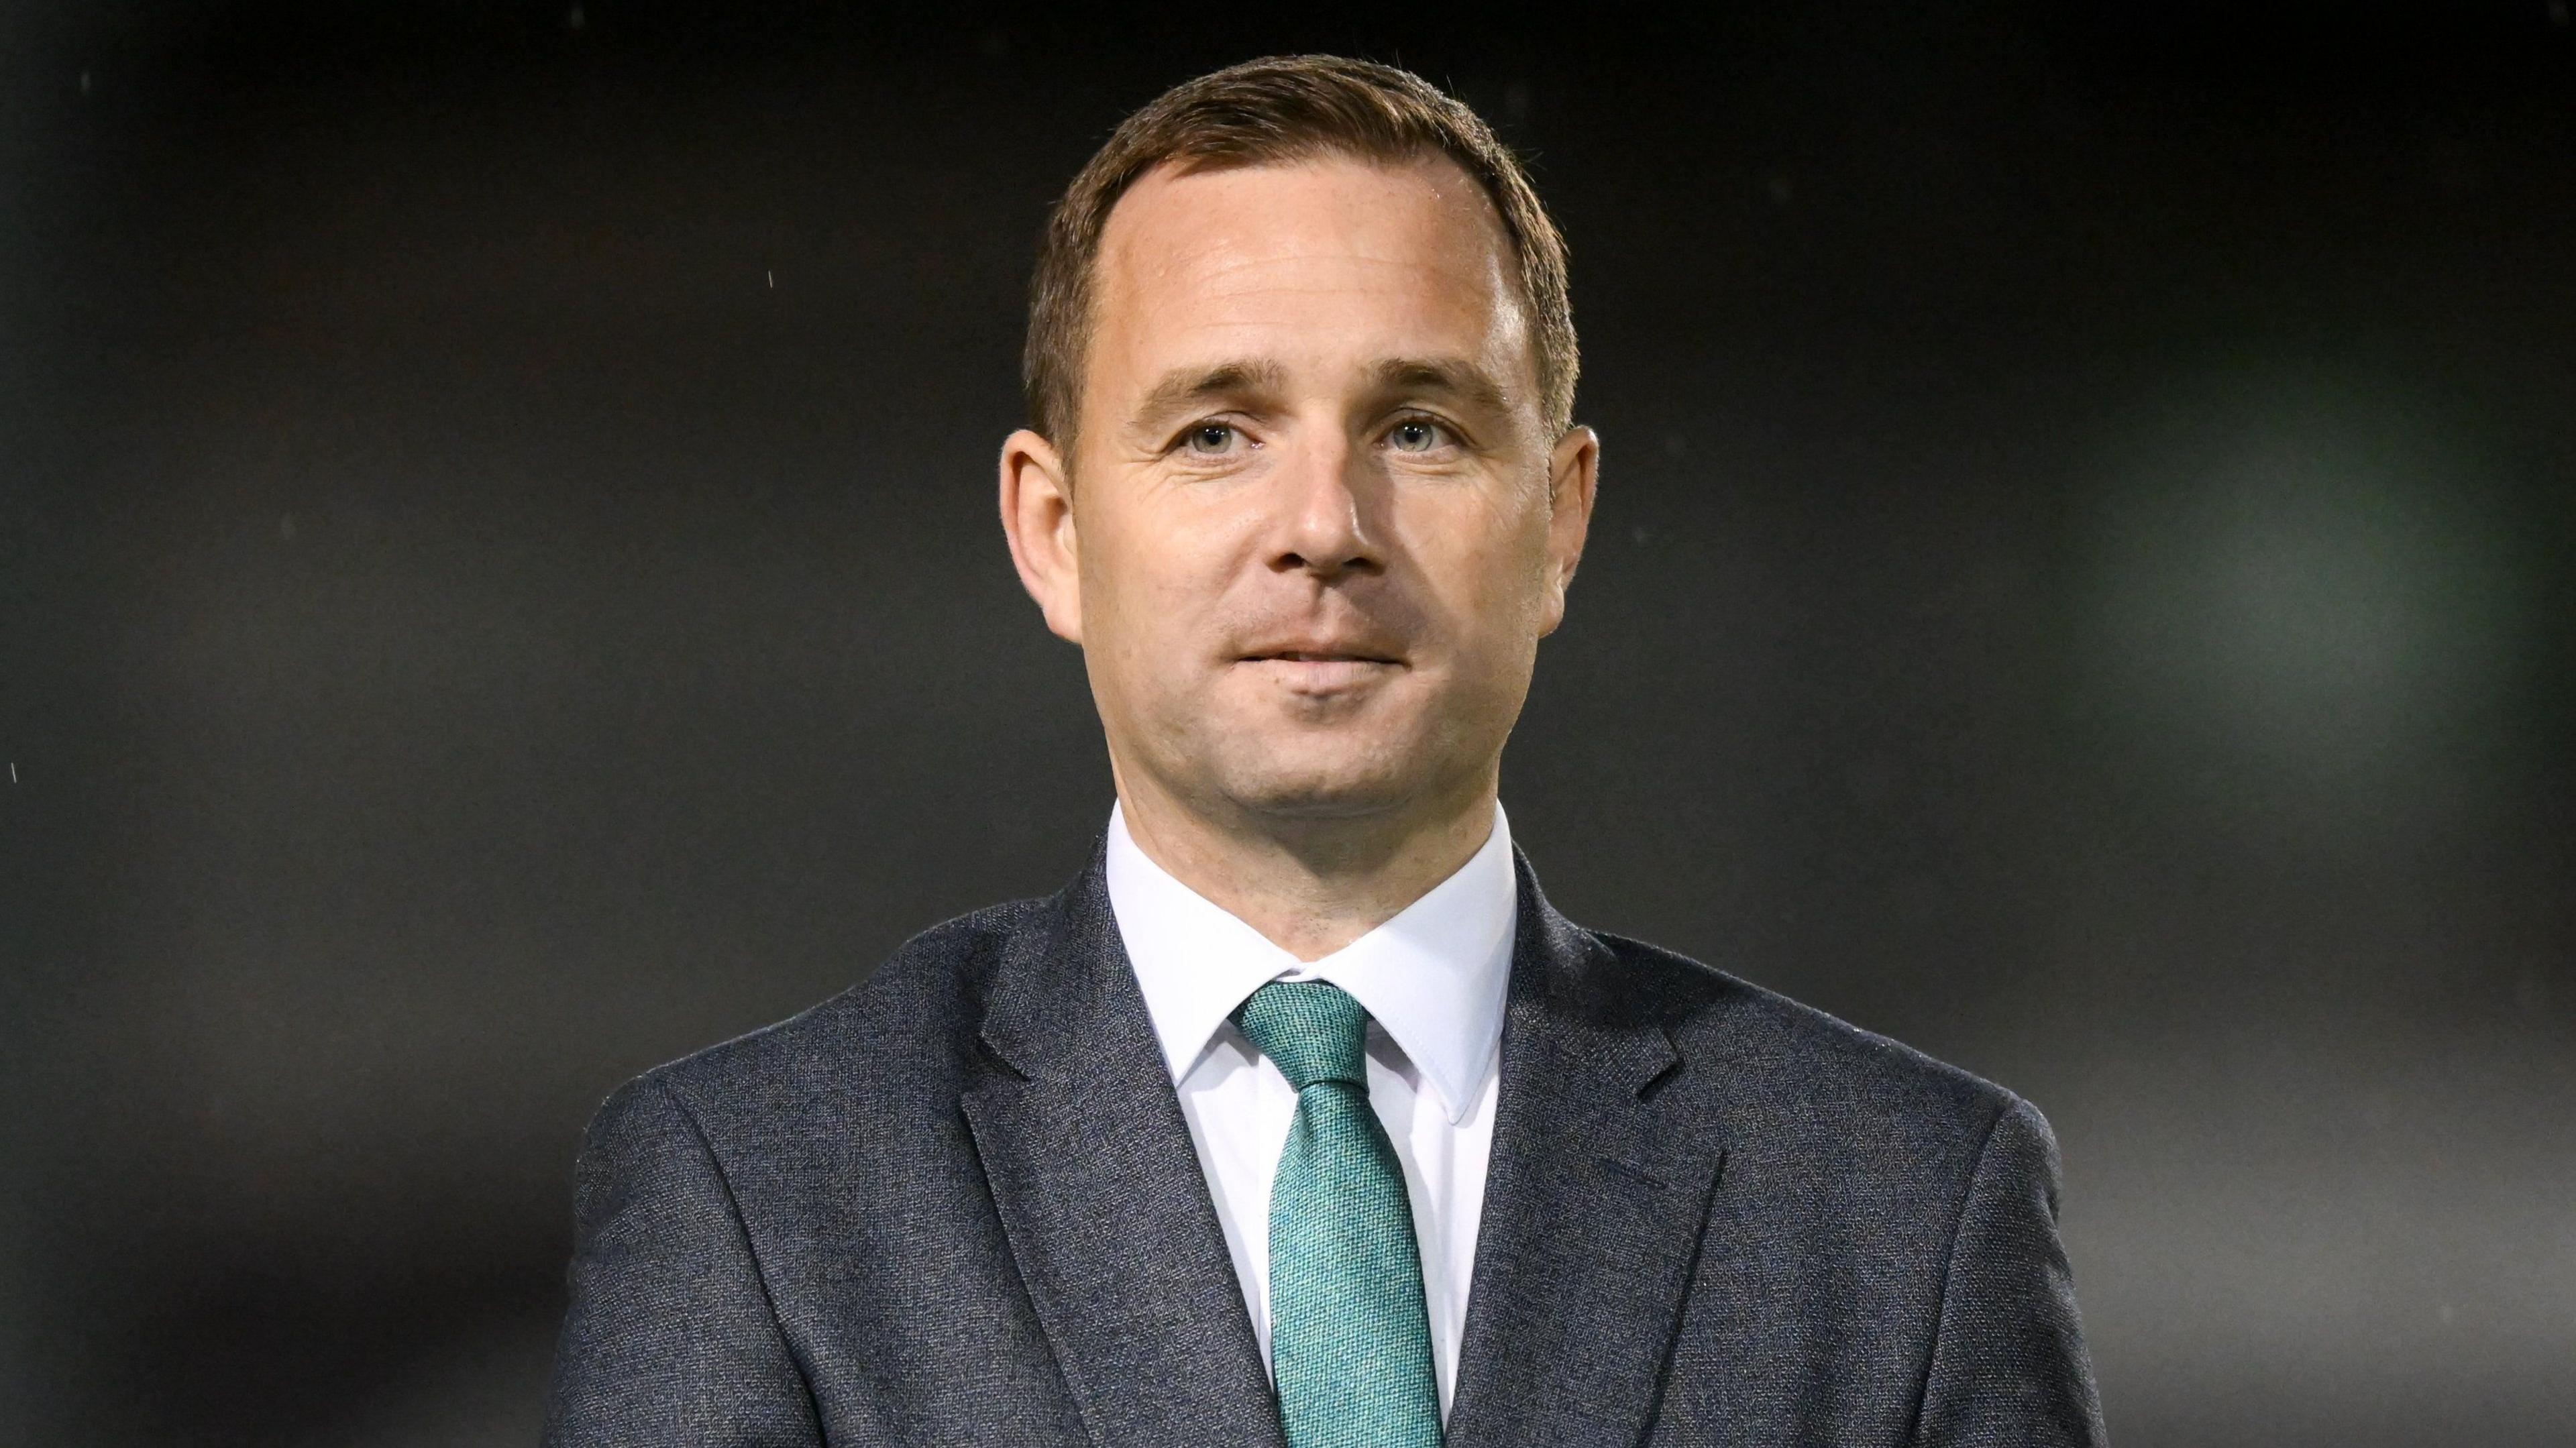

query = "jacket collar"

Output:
[[963, 838, 1287, 1448], [1442, 848, 1729, 1448], [967, 836, 1726, 1448]]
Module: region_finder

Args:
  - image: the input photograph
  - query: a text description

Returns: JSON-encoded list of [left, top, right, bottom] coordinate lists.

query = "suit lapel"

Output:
[[960, 848, 1287, 1448], [1444, 849, 1728, 1448]]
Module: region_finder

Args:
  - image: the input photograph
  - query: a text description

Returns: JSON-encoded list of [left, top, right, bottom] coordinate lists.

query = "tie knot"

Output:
[[1232, 979, 1372, 1091]]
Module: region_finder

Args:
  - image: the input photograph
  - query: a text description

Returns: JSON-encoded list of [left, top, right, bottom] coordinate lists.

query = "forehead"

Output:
[[1086, 154, 1529, 396]]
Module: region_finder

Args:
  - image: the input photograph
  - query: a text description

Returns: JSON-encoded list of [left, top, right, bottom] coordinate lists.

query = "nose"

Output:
[[1268, 431, 1383, 580]]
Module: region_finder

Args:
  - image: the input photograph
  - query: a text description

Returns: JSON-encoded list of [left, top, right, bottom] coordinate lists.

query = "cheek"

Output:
[[1402, 488, 1553, 636], [1083, 498, 1248, 667]]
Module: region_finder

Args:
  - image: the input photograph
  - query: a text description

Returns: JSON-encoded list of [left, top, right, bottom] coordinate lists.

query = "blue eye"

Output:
[[1389, 419, 1445, 452], [1186, 423, 1237, 454]]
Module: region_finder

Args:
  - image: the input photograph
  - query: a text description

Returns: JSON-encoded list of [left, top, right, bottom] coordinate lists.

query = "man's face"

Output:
[[1002, 154, 1595, 831]]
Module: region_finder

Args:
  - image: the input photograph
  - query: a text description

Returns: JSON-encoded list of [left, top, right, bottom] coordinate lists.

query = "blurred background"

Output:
[[3, 2, 2571, 1443]]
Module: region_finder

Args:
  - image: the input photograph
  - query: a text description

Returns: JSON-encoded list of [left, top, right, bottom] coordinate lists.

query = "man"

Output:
[[543, 55, 2106, 1447]]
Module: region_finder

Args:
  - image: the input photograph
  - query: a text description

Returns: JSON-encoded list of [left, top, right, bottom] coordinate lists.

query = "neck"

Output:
[[1110, 763, 1501, 962]]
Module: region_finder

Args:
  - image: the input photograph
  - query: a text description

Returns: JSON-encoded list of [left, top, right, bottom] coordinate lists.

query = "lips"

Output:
[[1234, 641, 1406, 693], [1244, 648, 1403, 665], [1236, 628, 1406, 666]]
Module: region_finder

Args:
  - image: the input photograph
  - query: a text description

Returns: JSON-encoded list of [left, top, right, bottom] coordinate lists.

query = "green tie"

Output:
[[1232, 980, 1445, 1448]]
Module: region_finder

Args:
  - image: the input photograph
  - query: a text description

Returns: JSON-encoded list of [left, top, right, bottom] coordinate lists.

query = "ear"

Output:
[[1536, 424, 1600, 636], [998, 428, 1083, 644]]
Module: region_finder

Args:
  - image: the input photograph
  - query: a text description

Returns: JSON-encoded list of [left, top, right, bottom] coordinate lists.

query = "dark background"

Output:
[[5, 2, 2571, 1443]]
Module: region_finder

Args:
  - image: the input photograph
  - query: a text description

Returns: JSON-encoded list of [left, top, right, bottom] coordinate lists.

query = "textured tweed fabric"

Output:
[[542, 838, 2107, 1447], [1234, 981, 1444, 1448]]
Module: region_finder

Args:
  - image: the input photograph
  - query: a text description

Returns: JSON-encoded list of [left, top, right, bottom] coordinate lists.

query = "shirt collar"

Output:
[[1103, 799, 1518, 1126]]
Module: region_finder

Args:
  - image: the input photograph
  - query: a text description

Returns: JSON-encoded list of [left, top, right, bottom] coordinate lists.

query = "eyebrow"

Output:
[[1130, 359, 1289, 431], [1364, 356, 1511, 416], [1124, 354, 1517, 435]]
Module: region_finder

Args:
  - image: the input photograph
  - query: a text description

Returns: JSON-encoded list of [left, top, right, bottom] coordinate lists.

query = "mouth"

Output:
[[1235, 645, 1407, 692], [1242, 649, 1403, 665]]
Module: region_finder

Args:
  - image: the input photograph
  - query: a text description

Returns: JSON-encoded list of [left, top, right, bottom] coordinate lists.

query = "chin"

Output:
[[1204, 738, 1430, 822]]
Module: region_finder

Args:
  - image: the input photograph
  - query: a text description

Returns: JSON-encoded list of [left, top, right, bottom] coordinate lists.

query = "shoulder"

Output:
[[1584, 926, 2022, 1162], [594, 894, 1046, 1140]]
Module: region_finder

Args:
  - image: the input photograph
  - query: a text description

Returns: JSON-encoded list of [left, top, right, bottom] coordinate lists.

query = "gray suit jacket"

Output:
[[543, 841, 2106, 1447]]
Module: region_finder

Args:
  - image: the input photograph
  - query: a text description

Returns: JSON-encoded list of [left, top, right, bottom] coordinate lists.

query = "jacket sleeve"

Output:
[[1909, 1093, 2109, 1447], [542, 1074, 825, 1447]]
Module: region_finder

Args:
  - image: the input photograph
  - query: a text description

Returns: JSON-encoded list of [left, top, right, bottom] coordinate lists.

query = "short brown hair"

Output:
[[1024, 55, 1578, 448]]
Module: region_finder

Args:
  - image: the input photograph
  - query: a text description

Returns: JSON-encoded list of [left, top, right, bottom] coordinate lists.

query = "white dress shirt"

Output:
[[1102, 800, 1517, 1420]]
